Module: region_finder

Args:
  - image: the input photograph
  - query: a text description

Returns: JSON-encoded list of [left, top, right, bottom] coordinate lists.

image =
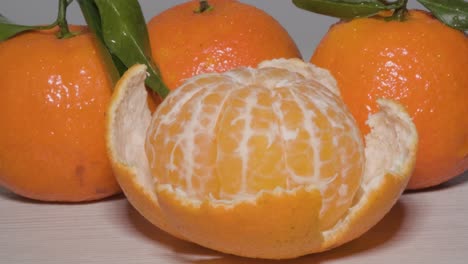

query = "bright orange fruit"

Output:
[[106, 59, 418, 259], [0, 26, 120, 201], [147, 0, 301, 90], [311, 10, 468, 189]]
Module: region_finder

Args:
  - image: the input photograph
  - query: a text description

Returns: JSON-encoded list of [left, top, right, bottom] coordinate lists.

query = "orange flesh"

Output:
[[145, 67, 364, 228]]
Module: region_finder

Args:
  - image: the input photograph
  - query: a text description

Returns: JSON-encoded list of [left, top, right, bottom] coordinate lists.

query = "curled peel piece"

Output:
[[106, 60, 417, 259], [322, 98, 417, 250], [106, 66, 184, 240]]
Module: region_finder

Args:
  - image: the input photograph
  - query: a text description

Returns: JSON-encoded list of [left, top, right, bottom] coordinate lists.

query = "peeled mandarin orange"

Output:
[[106, 59, 418, 259]]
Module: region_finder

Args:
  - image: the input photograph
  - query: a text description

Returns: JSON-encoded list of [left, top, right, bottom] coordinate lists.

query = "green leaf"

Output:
[[78, 0, 125, 82], [0, 14, 37, 41], [0, 14, 59, 42], [418, 0, 468, 31], [77, 1, 103, 43], [292, 0, 403, 19], [93, 0, 169, 97]]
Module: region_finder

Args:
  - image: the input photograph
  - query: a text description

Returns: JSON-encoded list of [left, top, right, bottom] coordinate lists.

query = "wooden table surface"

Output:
[[1, 171, 467, 264]]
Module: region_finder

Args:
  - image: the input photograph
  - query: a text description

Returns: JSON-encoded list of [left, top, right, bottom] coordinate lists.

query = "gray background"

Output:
[[2, 0, 425, 60]]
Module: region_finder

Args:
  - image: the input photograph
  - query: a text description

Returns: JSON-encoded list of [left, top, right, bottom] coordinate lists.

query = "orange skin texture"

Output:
[[147, 0, 302, 90], [311, 10, 468, 189], [0, 26, 120, 201]]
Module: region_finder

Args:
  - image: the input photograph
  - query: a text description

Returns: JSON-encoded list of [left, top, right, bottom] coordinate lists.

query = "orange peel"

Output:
[[106, 59, 418, 259]]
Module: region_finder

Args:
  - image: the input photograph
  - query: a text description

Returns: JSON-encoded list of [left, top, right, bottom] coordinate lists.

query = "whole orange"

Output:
[[147, 0, 301, 90], [0, 26, 120, 201], [311, 10, 468, 189]]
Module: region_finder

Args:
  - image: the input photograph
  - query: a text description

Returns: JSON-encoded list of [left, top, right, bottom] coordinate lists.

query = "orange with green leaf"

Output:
[[295, 0, 468, 189], [0, 1, 123, 202], [0, 0, 171, 202]]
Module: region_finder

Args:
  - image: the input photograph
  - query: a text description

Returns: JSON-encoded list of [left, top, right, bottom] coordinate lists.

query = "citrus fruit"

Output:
[[311, 10, 468, 189], [106, 58, 418, 259], [0, 26, 120, 202], [147, 0, 301, 90]]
